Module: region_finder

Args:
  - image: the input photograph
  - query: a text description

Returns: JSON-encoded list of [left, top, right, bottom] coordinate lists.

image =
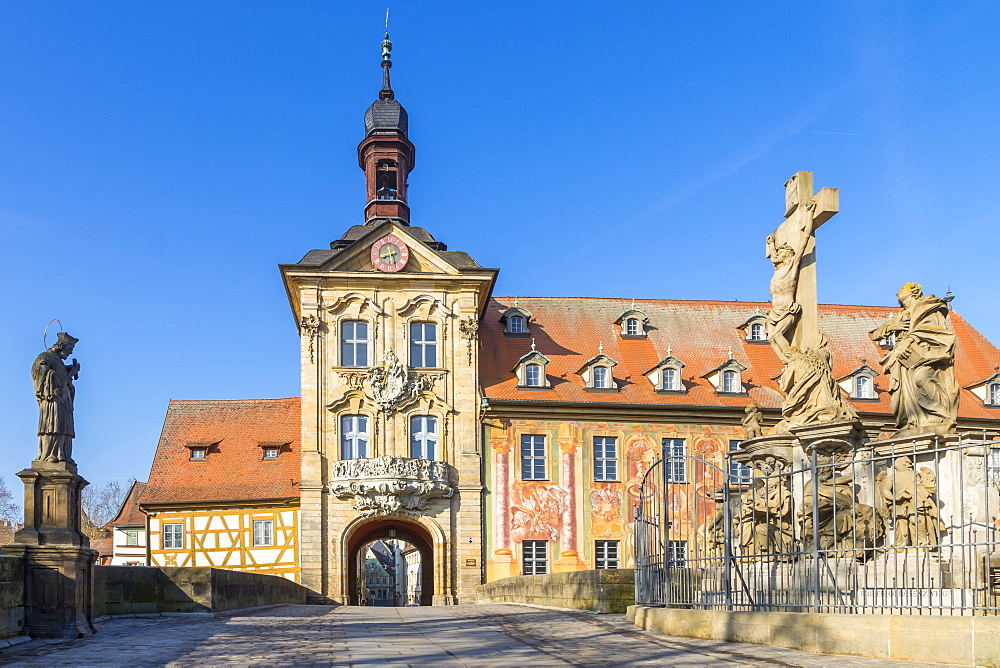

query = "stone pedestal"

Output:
[[6, 461, 96, 639]]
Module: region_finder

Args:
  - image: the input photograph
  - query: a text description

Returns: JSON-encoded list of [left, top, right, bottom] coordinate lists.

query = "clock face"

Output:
[[371, 234, 410, 273]]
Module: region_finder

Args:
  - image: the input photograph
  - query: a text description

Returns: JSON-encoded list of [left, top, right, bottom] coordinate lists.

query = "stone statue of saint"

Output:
[[735, 457, 795, 560], [32, 331, 80, 464], [801, 460, 882, 557], [870, 283, 959, 437], [742, 403, 764, 439], [876, 456, 943, 547], [777, 344, 857, 430]]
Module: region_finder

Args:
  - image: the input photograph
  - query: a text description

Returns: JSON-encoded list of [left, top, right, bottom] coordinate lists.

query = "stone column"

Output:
[[4, 461, 96, 639]]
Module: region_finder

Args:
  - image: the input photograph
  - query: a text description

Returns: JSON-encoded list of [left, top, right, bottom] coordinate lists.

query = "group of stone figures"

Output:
[[697, 454, 943, 564], [329, 455, 454, 518]]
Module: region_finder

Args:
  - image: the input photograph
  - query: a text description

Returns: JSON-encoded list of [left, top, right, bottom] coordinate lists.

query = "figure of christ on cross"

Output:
[[765, 171, 838, 363]]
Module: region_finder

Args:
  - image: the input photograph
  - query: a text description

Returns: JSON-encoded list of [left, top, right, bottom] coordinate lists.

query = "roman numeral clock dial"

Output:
[[370, 234, 410, 272]]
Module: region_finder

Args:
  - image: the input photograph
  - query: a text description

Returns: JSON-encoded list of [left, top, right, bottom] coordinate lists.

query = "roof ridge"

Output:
[[168, 397, 301, 404], [492, 296, 900, 309]]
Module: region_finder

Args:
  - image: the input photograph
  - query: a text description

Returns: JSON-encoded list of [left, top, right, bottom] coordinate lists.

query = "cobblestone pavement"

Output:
[[0, 604, 953, 667]]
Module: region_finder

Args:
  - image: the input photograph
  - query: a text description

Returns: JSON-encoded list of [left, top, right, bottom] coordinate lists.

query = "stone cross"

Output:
[[766, 171, 838, 353]]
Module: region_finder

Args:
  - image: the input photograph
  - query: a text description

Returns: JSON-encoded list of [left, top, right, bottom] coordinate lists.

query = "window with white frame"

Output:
[[990, 383, 1000, 406], [854, 375, 875, 399], [163, 523, 183, 549], [341, 415, 369, 459], [409, 322, 437, 368], [410, 415, 438, 460], [340, 320, 369, 367], [125, 530, 139, 546], [521, 434, 546, 480], [662, 367, 680, 391], [508, 315, 526, 334], [663, 438, 686, 483], [522, 540, 548, 575], [189, 448, 206, 461], [263, 446, 279, 460], [253, 519, 274, 547], [594, 436, 618, 481], [525, 363, 543, 387], [722, 369, 740, 393], [880, 333, 897, 348], [592, 366, 610, 389], [595, 540, 620, 569], [625, 318, 640, 336], [666, 540, 688, 565], [728, 440, 752, 485], [749, 322, 765, 341]]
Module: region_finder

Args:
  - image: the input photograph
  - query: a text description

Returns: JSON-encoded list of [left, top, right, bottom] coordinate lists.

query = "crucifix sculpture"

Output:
[[765, 171, 856, 432]]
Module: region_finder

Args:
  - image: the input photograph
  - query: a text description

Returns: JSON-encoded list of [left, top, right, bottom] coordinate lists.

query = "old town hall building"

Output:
[[128, 37, 1000, 605]]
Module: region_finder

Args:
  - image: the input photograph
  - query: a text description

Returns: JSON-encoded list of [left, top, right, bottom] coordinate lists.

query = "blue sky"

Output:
[[1, 1, 999, 491]]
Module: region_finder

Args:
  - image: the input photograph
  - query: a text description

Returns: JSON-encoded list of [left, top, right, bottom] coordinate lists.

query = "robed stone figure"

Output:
[[32, 331, 80, 463], [870, 283, 958, 437]]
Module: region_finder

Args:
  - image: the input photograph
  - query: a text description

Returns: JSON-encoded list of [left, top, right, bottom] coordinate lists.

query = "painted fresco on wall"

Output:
[[589, 485, 625, 537], [511, 482, 569, 543]]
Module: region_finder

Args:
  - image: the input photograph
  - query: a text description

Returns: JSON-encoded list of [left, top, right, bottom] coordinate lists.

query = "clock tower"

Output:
[[279, 32, 498, 605]]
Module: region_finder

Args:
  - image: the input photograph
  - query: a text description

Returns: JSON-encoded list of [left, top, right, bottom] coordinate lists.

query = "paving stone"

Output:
[[0, 604, 957, 666]]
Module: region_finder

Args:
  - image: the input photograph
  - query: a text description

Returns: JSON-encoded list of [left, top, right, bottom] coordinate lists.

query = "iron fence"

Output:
[[634, 434, 1000, 615]]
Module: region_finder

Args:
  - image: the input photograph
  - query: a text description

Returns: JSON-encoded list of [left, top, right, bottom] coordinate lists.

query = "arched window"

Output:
[[749, 322, 765, 341], [663, 367, 678, 391], [625, 318, 640, 336], [410, 415, 438, 460], [341, 415, 369, 459], [508, 315, 526, 334], [855, 375, 872, 399], [525, 363, 542, 387], [341, 320, 369, 367], [593, 366, 610, 388], [990, 383, 1000, 406], [722, 370, 739, 393]]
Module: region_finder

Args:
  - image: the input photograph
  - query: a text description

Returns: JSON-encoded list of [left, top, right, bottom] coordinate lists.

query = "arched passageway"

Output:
[[347, 517, 434, 606]]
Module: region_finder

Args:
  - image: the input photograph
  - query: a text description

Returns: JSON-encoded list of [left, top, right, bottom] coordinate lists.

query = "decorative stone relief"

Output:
[[329, 456, 454, 517], [459, 316, 479, 365], [300, 314, 321, 363], [368, 349, 426, 414]]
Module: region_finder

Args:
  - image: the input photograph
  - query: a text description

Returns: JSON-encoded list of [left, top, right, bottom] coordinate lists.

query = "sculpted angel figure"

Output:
[[778, 345, 856, 429], [32, 332, 80, 463], [870, 283, 959, 437]]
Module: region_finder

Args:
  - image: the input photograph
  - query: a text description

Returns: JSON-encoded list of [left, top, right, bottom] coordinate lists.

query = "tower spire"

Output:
[[380, 10, 394, 101]]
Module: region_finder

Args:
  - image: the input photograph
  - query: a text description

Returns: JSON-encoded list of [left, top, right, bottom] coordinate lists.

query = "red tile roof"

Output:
[[140, 398, 300, 505], [90, 537, 113, 558], [110, 481, 147, 527], [480, 297, 1000, 421]]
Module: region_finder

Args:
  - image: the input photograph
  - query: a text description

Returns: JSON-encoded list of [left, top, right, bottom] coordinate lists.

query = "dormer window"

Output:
[[615, 305, 649, 338], [185, 441, 215, 461], [662, 367, 679, 391], [880, 333, 896, 349], [740, 313, 768, 343], [258, 441, 289, 460], [838, 364, 878, 400], [578, 346, 618, 391], [263, 447, 279, 460], [515, 341, 551, 389], [501, 303, 533, 336], [647, 351, 686, 393], [969, 372, 1000, 406], [704, 356, 747, 395], [722, 370, 739, 393]]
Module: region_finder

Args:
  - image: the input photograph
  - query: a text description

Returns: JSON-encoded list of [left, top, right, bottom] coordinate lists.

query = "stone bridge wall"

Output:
[[475, 569, 634, 613], [0, 556, 25, 640], [94, 566, 307, 617]]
